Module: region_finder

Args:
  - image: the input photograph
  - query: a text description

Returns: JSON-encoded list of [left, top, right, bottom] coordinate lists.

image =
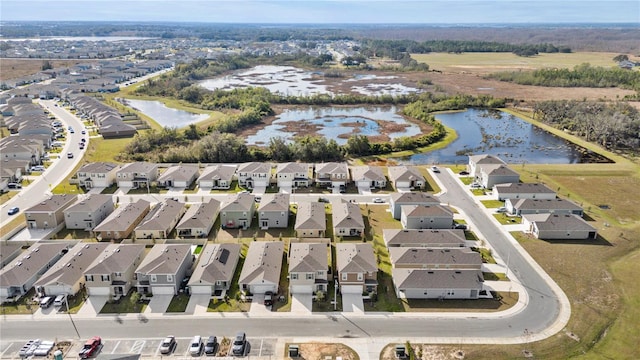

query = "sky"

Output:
[[1, 0, 638, 24]]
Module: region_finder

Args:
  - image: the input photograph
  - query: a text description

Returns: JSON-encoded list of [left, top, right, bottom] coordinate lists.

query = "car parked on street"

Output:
[[159, 336, 176, 355], [67, 152, 74, 159]]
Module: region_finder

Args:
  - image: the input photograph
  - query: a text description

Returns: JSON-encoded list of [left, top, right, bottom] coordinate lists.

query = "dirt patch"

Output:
[[381, 343, 452, 360], [288, 343, 358, 360], [0, 59, 99, 81]]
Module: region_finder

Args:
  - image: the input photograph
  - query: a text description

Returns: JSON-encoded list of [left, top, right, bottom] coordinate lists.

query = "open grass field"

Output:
[[0, 59, 99, 81]]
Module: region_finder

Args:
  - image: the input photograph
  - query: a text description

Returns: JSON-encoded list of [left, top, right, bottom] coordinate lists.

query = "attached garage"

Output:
[[189, 285, 212, 296], [87, 286, 111, 296], [249, 283, 276, 295], [118, 180, 134, 188], [340, 285, 363, 294], [290, 284, 312, 294], [151, 286, 176, 295], [43, 284, 73, 296]]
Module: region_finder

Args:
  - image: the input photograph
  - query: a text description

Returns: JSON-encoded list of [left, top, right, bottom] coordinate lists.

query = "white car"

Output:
[[373, 197, 385, 203]]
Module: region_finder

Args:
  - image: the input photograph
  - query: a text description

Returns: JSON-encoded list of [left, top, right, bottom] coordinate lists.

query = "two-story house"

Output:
[[288, 242, 329, 295], [294, 202, 327, 238], [400, 204, 454, 230], [220, 193, 255, 230], [314, 162, 349, 190], [93, 199, 150, 240], [83, 244, 146, 298], [468, 154, 505, 178], [237, 162, 272, 189], [175, 199, 220, 238], [257, 193, 290, 229], [135, 244, 193, 296], [75, 162, 120, 190], [493, 182, 556, 201], [478, 164, 520, 189], [383, 229, 467, 248], [387, 166, 425, 190], [24, 194, 77, 230], [115, 162, 158, 189], [238, 241, 284, 295], [275, 162, 312, 189], [336, 243, 378, 294], [389, 192, 440, 220], [197, 164, 237, 189], [188, 243, 241, 297], [64, 194, 115, 231], [133, 199, 186, 239]]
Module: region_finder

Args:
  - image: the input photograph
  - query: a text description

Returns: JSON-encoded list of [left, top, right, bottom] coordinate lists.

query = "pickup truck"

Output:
[[78, 336, 102, 359]]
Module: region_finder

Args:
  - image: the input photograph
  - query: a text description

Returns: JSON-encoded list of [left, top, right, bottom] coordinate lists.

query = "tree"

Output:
[[613, 54, 629, 62], [268, 137, 293, 162], [41, 60, 53, 71]]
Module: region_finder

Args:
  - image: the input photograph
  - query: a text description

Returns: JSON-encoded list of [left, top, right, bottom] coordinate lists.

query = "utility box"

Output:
[[53, 350, 63, 360], [395, 345, 407, 359], [288, 344, 299, 358]]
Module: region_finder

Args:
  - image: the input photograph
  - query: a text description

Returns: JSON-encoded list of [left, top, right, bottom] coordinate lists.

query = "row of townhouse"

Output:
[[73, 161, 427, 192], [0, 240, 378, 303], [67, 94, 137, 138]]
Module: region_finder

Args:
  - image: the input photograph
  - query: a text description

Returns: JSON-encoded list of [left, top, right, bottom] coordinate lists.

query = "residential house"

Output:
[[0, 143, 42, 165], [294, 202, 326, 238], [0, 243, 23, 269], [156, 164, 199, 188], [523, 214, 597, 240], [275, 162, 312, 189], [83, 244, 146, 297], [288, 242, 329, 294], [188, 243, 241, 297], [336, 243, 378, 294], [75, 162, 119, 189], [175, 199, 220, 238], [387, 166, 425, 190], [314, 162, 349, 190], [115, 162, 158, 189], [238, 241, 284, 295], [332, 201, 364, 237], [34, 243, 109, 297], [350, 165, 387, 189], [64, 194, 115, 231], [389, 192, 440, 220], [383, 229, 467, 248], [220, 193, 255, 230], [93, 200, 150, 240], [24, 194, 77, 230], [389, 248, 482, 270], [237, 162, 272, 189], [197, 164, 237, 189], [392, 269, 483, 299], [135, 244, 194, 295], [505, 198, 583, 217], [133, 199, 186, 239], [257, 193, 290, 229], [477, 164, 520, 189], [468, 154, 506, 178], [1, 159, 28, 186], [493, 183, 556, 201], [0, 242, 70, 301], [401, 204, 454, 230]]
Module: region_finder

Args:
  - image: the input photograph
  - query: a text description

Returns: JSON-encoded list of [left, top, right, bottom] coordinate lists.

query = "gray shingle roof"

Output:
[[336, 243, 377, 274], [175, 199, 220, 230], [64, 194, 113, 213], [93, 199, 150, 232], [289, 243, 327, 273], [239, 241, 284, 286], [383, 229, 466, 247], [258, 193, 290, 212], [511, 198, 582, 211], [0, 243, 71, 287], [332, 201, 364, 229], [389, 248, 482, 268], [390, 192, 439, 204], [25, 194, 76, 213], [136, 244, 192, 275], [524, 213, 596, 232], [34, 243, 109, 288], [85, 244, 146, 275], [134, 199, 185, 231], [387, 166, 425, 183], [493, 182, 556, 194], [157, 164, 199, 183], [294, 202, 326, 231], [188, 243, 241, 286], [393, 269, 484, 290]]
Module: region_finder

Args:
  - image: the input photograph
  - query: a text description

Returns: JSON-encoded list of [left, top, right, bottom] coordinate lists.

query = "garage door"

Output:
[[356, 181, 370, 188], [254, 180, 268, 187], [189, 285, 212, 295], [44, 285, 70, 296], [290, 284, 312, 294], [250, 284, 275, 295], [87, 286, 110, 296], [341, 285, 363, 294], [119, 181, 133, 188], [152, 286, 175, 295]]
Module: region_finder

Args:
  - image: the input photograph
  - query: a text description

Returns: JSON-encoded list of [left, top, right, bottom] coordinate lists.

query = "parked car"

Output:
[[459, 171, 470, 176], [204, 336, 218, 355], [318, 197, 329, 203], [7, 183, 22, 189], [54, 295, 66, 309], [81, 130, 86, 135], [7, 207, 20, 215], [78, 336, 102, 359], [372, 197, 385, 203], [231, 332, 247, 356], [496, 207, 507, 213], [470, 183, 482, 189], [254, 196, 262, 203], [159, 336, 176, 355], [264, 291, 274, 307], [69, 129, 75, 134], [453, 223, 468, 230], [189, 336, 203, 356], [39, 296, 54, 309], [30, 165, 46, 172], [431, 166, 440, 173]]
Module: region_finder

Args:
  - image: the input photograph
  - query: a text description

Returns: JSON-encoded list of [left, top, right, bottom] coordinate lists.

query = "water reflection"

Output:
[[402, 109, 587, 164], [123, 99, 209, 128]]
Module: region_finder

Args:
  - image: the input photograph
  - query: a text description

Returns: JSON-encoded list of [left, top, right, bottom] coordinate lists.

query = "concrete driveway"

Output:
[[341, 293, 364, 313], [185, 294, 211, 315], [144, 295, 172, 314], [290, 293, 313, 314], [249, 294, 273, 315], [357, 185, 372, 195], [76, 296, 108, 316], [252, 185, 267, 195]]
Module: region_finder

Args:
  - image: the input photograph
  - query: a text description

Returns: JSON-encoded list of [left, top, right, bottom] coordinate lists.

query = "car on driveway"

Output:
[[8, 207, 20, 215], [264, 291, 274, 307], [459, 171, 469, 176], [431, 166, 440, 173], [159, 336, 176, 355], [496, 207, 507, 213], [204, 336, 218, 355], [39, 296, 54, 309], [30, 165, 45, 172]]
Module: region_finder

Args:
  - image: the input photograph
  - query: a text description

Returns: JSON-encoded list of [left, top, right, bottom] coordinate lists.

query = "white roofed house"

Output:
[[523, 213, 597, 240], [197, 164, 237, 189], [294, 202, 327, 238], [83, 244, 146, 298], [238, 241, 284, 296], [115, 162, 158, 189], [401, 204, 454, 230], [135, 244, 194, 296], [332, 200, 365, 238], [389, 192, 440, 220], [350, 165, 386, 189], [220, 193, 255, 230], [156, 164, 199, 189], [133, 199, 186, 239], [175, 199, 220, 238], [93, 200, 150, 241], [237, 162, 272, 189], [257, 193, 290, 229], [188, 243, 241, 297], [34, 243, 109, 297], [288, 242, 329, 295], [64, 194, 114, 231], [75, 162, 119, 189], [387, 165, 425, 190]]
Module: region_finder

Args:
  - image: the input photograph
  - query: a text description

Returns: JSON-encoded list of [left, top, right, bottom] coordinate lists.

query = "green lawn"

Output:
[[494, 214, 520, 225], [166, 294, 190, 313], [100, 292, 147, 313], [480, 200, 504, 208], [459, 177, 474, 185], [473, 247, 497, 264], [0, 289, 38, 315], [483, 272, 509, 281]]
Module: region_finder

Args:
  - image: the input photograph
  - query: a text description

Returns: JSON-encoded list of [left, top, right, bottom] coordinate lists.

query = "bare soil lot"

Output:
[[0, 59, 98, 81]]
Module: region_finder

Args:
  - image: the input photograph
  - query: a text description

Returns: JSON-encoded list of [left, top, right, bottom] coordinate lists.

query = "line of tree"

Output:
[[488, 63, 640, 90], [532, 100, 640, 151]]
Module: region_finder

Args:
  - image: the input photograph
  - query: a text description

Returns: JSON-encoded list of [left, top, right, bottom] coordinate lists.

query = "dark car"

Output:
[[8, 207, 20, 215], [264, 291, 273, 307], [453, 223, 468, 230], [458, 171, 470, 176], [159, 336, 176, 355], [204, 336, 218, 355], [231, 332, 247, 356]]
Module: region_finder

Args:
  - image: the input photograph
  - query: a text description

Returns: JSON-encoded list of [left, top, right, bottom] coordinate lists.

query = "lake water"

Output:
[[123, 99, 209, 128], [401, 109, 593, 165], [246, 106, 421, 146]]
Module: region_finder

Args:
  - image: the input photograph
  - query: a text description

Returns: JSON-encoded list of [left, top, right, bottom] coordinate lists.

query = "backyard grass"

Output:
[[401, 291, 518, 312], [166, 294, 190, 313], [480, 200, 504, 208], [84, 137, 130, 164]]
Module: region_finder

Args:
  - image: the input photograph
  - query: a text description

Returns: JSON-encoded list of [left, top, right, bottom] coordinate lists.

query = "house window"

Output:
[[275, 220, 279, 225], [341, 273, 347, 281], [306, 273, 314, 280], [357, 273, 363, 281], [85, 275, 94, 282], [150, 275, 157, 282], [115, 272, 121, 277], [291, 273, 298, 280], [317, 271, 324, 277], [101, 275, 110, 282], [167, 275, 173, 282]]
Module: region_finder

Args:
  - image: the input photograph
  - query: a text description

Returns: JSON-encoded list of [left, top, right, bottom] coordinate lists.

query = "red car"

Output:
[[78, 336, 102, 359]]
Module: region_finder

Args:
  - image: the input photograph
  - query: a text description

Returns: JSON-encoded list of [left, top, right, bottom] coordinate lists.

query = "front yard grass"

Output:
[[0, 289, 38, 315], [100, 292, 147, 313], [480, 200, 504, 208], [472, 247, 497, 264], [494, 213, 520, 225], [166, 294, 190, 313], [0, 191, 18, 205], [459, 177, 474, 185], [482, 272, 509, 281], [401, 291, 518, 312]]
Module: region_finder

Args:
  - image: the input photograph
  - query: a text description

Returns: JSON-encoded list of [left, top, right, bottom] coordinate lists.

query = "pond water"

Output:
[[123, 99, 209, 128], [401, 109, 597, 165], [245, 106, 421, 146]]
